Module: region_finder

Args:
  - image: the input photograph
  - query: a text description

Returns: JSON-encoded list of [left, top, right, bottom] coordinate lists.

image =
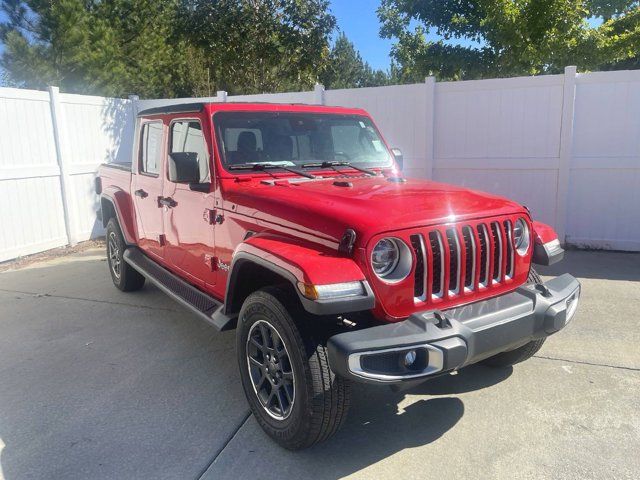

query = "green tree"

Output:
[[378, 0, 640, 81], [179, 0, 336, 95], [320, 32, 390, 88], [0, 0, 204, 97]]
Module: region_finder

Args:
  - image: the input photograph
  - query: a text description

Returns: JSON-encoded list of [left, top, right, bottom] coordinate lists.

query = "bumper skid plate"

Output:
[[328, 274, 580, 384]]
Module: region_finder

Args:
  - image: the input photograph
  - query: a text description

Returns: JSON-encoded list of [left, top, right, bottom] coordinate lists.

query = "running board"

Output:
[[123, 247, 236, 331]]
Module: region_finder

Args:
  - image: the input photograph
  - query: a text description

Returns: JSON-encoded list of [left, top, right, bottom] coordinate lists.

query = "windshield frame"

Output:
[[212, 110, 394, 176]]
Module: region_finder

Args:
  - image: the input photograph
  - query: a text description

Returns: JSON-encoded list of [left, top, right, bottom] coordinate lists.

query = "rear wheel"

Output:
[[236, 287, 351, 450], [106, 218, 145, 292], [481, 267, 545, 367]]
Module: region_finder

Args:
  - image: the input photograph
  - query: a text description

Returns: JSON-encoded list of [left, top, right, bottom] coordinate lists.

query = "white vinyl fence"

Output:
[[1, 67, 639, 262], [0, 87, 133, 261]]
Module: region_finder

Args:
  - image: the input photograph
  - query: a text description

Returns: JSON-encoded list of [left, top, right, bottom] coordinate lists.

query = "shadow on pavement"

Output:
[[410, 363, 513, 396], [258, 364, 514, 479]]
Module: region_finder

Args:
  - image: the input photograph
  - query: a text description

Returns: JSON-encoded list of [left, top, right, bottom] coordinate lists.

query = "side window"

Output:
[[140, 121, 163, 175], [170, 120, 210, 182]]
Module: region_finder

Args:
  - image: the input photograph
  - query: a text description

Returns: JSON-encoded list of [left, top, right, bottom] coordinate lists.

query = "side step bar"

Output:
[[123, 247, 236, 331]]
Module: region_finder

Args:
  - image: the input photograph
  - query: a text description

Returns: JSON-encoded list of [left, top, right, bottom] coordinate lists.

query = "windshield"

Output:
[[214, 112, 392, 170]]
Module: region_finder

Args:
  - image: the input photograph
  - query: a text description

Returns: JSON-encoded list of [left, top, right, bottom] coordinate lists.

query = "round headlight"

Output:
[[513, 218, 530, 256], [371, 238, 412, 282], [371, 238, 399, 276]]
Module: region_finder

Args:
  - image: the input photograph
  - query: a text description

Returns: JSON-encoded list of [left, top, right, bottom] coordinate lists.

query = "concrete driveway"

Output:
[[0, 247, 638, 479]]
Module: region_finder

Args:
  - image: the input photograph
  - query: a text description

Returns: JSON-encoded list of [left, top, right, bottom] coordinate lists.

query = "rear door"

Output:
[[162, 118, 217, 287], [132, 120, 166, 261]]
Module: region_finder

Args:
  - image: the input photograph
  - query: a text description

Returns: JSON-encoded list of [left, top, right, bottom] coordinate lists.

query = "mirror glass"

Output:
[[168, 152, 200, 183]]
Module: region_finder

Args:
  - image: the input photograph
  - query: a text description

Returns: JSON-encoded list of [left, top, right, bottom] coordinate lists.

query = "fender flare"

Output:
[[224, 236, 375, 317], [531, 221, 564, 266], [100, 188, 136, 245]]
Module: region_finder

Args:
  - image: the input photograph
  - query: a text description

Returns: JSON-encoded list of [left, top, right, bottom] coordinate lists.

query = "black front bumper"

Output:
[[327, 274, 580, 384]]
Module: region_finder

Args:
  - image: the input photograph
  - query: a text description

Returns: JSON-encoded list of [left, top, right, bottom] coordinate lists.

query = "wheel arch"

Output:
[[100, 188, 136, 245], [223, 237, 375, 321], [224, 252, 305, 319]]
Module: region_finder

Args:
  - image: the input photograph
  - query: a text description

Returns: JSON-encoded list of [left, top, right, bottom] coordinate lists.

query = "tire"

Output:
[[480, 267, 545, 367], [106, 218, 145, 292], [236, 287, 351, 450]]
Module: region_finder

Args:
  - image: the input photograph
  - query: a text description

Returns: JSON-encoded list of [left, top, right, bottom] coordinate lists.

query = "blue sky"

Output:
[[329, 0, 486, 71], [329, 0, 394, 70]]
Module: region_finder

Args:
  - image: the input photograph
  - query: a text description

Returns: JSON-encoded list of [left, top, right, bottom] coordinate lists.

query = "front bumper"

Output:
[[327, 274, 580, 384]]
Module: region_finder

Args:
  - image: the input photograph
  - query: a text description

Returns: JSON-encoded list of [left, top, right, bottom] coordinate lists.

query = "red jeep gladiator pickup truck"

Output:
[[96, 102, 580, 449]]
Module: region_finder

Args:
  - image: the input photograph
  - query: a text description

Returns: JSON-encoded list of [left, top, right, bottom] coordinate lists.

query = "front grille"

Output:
[[490, 222, 502, 282], [429, 231, 444, 297], [410, 234, 425, 299], [462, 226, 475, 288], [445, 229, 459, 292], [411, 218, 517, 303], [477, 224, 489, 286], [503, 220, 514, 278]]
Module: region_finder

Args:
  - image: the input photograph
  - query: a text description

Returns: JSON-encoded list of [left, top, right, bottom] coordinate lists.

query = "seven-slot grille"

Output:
[[410, 219, 516, 303]]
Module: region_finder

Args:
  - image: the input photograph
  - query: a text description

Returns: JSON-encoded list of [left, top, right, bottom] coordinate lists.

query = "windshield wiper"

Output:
[[301, 161, 377, 176], [228, 163, 316, 179]]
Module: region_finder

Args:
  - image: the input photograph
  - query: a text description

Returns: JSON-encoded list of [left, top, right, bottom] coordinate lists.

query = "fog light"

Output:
[[403, 350, 417, 367]]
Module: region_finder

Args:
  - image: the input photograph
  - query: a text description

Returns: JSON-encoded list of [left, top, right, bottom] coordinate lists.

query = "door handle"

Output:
[[134, 189, 148, 198], [158, 196, 177, 208]]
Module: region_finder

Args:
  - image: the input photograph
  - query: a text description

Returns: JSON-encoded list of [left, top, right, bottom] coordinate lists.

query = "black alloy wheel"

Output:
[[246, 319, 295, 420]]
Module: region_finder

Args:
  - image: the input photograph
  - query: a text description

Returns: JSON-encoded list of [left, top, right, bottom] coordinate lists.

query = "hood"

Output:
[[223, 175, 525, 246]]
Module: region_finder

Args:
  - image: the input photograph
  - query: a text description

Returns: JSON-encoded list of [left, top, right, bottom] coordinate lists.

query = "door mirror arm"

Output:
[[391, 148, 404, 172]]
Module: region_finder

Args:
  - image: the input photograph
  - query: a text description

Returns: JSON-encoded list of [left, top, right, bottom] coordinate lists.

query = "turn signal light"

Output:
[[297, 281, 365, 300]]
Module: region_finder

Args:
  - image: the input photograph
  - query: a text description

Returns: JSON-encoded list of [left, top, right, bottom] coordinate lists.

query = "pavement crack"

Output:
[[0, 288, 180, 313], [197, 410, 251, 480], [534, 354, 640, 372]]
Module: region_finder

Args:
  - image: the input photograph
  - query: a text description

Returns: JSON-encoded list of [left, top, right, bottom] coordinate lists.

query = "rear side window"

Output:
[[170, 120, 210, 182], [140, 122, 163, 175]]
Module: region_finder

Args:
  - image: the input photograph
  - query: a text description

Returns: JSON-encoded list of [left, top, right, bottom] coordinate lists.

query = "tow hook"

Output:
[[421, 310, 452, 329]]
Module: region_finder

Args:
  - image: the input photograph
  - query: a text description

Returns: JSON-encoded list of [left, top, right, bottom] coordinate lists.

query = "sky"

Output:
[[329, 0, 394, 71], [329, 0, 486, 71]]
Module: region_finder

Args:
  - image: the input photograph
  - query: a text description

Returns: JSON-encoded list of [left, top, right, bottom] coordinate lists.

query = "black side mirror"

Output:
[[168, 152, 200, 183], [391, 148, 403, 171]]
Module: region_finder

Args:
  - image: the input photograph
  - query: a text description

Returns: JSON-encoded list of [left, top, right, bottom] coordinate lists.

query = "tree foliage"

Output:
[[378, 0, 640, 81], [0, 0, 205, 97], [179, 0, 336, 95], [319, 32, 391, 89], [0, 0, 337, 97]]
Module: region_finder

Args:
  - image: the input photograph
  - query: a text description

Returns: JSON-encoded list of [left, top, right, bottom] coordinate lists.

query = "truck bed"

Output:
[[101, 162, 132, 172]]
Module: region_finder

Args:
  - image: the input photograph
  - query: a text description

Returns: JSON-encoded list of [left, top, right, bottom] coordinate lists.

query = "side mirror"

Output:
[[168, 152, 200, 184], [391, 148, 403, 172]]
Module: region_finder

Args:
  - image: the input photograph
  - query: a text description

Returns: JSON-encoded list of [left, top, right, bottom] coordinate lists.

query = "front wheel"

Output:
[[236, 287, 351, 450]]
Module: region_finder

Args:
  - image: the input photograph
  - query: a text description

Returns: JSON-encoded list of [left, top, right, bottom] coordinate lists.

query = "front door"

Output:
[[132, 120, 166, 261], [162, 118, 217, 287]]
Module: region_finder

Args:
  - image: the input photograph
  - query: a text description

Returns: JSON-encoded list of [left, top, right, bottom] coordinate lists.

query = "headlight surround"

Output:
[[371, 238, 412, 282], [513, 218, 531, 256]]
